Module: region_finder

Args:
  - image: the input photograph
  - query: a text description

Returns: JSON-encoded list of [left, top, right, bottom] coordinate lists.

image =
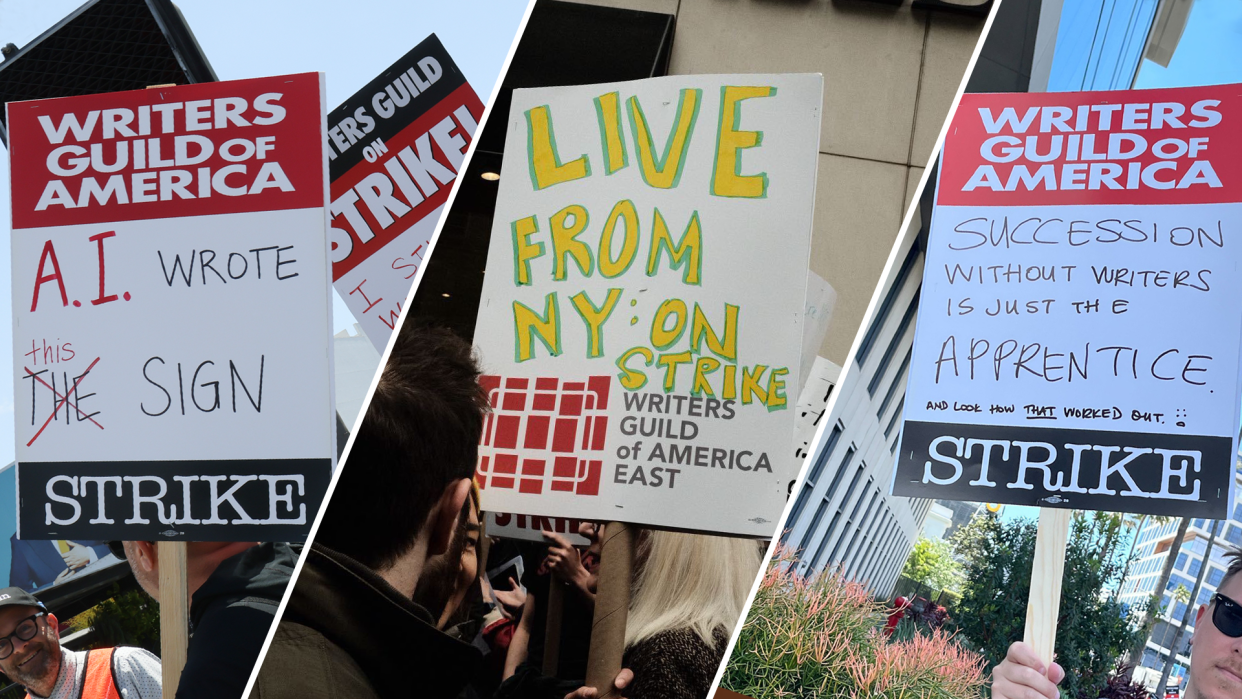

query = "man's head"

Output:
[[316, 321, 487, 581], [0, 589, 60, 696], [414, 484, 483, 629], [1188, 547, 1242, 698], [119, 541, 258, 603]]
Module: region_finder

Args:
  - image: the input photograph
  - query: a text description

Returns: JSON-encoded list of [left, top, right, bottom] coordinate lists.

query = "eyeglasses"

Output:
[[0, 613, 45, 660], [1212, 593, 1242, 638]]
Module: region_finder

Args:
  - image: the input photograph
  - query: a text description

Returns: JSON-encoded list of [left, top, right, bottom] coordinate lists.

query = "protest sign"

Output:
[[7, 73, 335, 541], [473, 74, 822, 537], [893, 85, 1242, 519], [328, 35, 483, 349], [485, 512, 591, 545]]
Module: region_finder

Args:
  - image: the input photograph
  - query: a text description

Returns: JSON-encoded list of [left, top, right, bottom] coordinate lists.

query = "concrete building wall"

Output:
[[573, 0, 986, 367]]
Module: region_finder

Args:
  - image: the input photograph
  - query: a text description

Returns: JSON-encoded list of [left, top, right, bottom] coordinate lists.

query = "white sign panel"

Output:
[[474, 74, 822, 537], [7, 73, 335, 540], [895, 85, 1242, 518]]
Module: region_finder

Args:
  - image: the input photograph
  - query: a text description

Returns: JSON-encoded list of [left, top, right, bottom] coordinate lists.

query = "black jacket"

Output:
[[252, 543, 481, 699], [177, 542, 298, 699]]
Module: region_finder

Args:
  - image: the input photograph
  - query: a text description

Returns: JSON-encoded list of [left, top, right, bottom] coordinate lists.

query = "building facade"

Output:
[[1115, 469, 1242, 687], [779, 0, 1047, 595]]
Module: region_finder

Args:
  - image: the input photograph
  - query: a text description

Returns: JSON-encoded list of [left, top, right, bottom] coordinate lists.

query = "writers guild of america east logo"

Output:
[[477, 375, 609, 496]]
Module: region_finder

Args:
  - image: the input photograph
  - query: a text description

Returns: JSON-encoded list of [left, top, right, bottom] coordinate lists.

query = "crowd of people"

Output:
[[251, 320, 763, 699]]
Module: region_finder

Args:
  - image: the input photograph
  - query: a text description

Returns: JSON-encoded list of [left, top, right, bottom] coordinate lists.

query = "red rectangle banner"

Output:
[[8, 73, 326, 229], [938, 84, 1242, 207]]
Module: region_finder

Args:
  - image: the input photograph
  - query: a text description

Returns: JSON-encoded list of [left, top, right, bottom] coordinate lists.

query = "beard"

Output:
[[6, 636, 59, 693]]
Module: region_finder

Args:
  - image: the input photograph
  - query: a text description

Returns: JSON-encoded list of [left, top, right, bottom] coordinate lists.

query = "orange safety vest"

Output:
[[26, 648, 121, 699]]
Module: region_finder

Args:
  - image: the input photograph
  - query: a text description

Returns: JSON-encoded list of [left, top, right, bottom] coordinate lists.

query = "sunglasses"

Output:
[[1212, 593, 1242, 638]]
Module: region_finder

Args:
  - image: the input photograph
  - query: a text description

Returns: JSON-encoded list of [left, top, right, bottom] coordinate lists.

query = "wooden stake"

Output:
[[542, 579, 564, 676], [585, 522, 635, 698], [158, 542, 189, 699], [1023, 508, 1071, 671]]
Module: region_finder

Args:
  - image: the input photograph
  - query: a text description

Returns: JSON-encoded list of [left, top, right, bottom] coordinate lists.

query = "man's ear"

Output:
[[46, 613, 59, 641], [1191, 603, 1207, 645], [127, 541, 158, 574], [428, 479, 471, 557]]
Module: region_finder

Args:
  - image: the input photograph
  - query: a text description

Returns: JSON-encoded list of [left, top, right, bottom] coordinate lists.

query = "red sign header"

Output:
[[8, 72, 326, 229], [938, 84, 1242, 207]]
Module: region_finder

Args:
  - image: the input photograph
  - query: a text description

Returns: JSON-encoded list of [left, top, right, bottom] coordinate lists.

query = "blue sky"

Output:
[[0, 0, 530, 467], [1048, 0, 1242, 92]]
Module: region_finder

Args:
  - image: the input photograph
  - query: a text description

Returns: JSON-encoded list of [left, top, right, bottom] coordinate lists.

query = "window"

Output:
[[877, 348, 912, 420], [867, 290, 919, 397], [798, 500, 831, 562], [839, 483, 878, 574], [884, 397, 904, 438], [786, 424, 844, 528], [861, 510, 893, 584], [849, 491, 886, 578], [1176, 553, 1188, 571], [1189, 557, 1202, 579], [796, 446, 855, 552], [1169, 574, 1194, 592], [855, 244, 919, 367], [810, 458, 865, 572], [1227, 525, 1242, 546], [1209, 567, 1225, 587], [822, 465, 869, 568]]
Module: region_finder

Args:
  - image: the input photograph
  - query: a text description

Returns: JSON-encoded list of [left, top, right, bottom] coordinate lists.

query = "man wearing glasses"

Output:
[[993, 547, 1242, 699], [0, 587, 161, 699]]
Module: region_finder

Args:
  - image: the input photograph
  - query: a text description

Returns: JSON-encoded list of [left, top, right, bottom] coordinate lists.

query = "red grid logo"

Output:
[[477, 375, 610, 496]]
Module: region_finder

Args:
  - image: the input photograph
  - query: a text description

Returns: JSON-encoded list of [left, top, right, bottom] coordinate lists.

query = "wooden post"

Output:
[[1023, 508, 1071, 670], [542, 579, 565, 676], [584, 522, 635, 698], [158, 542, 189, 699]]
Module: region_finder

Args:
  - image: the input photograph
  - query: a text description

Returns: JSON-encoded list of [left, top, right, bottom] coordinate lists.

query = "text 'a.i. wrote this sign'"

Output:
[[7, 73, 336, 541], [474, 74, 823, 538], [894, 85, 1242, 518], [328, 34, 483, 349]]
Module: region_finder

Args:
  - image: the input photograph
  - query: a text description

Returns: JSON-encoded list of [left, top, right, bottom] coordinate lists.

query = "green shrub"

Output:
[[723, 546, 986, 699]]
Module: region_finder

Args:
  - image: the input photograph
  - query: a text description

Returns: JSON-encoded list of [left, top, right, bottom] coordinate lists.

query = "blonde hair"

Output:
[[624, 531, 762, 649]]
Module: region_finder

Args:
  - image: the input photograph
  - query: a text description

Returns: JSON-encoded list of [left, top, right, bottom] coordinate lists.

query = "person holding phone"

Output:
[[992, 547, 1242, 699]]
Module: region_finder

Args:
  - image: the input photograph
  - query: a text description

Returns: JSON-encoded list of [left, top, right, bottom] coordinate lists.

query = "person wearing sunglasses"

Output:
[[992, 547, 1242, 699], [0, 587, 161, 699]]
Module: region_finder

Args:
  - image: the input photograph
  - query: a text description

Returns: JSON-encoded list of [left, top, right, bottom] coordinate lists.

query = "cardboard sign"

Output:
[[7, 73, 335, 541], [485, 512, 590, 546], [894, 85, 1242, 518], [328, 35, 483, 349], [473, 74, 822, 537]]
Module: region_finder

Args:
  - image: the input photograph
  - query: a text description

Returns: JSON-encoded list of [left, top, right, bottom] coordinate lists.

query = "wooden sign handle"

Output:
[[584, 522, 635, 698], [1023, 508, 1071, 671], [158, 542, 189, 699], [542, 579, 565, 676]]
